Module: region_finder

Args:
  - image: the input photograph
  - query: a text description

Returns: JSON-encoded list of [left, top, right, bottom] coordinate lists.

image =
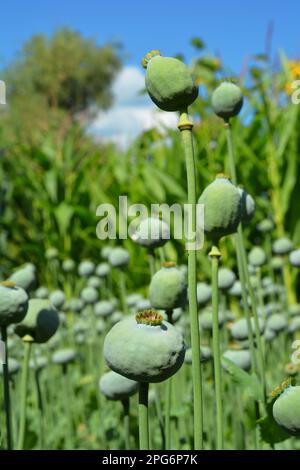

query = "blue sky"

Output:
[[1, 0, 299, 144]]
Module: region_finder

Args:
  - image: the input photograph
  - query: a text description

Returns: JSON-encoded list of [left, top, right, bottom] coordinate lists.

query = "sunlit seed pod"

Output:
[[34, 288, 49, 303], [94, 300, 115, 318], [267, 313, 288, 333], [49, 290, 65, 310], [131, 217, 170, 249], [199, 307, 226, 332], [62, 258, 75, 273], [149, 263, 187, 310], [126, 293, 144, 308], [289, 249, 300, 267], [261, 277, 273, 288], [73, 320, 89, 335], [87, 276, 102, 289], [264, 328, 276, 342], [110, 311, 123, 326], [289, 304, 300, 317], [136, 299, 151, 311], [45, 247, 59, 260], [101, 246, 113, 260], [248, 247, 267, 267], [284, 363, 299, 377], [29, 356, 48, 371], [52, 348, 77, 365], [184, 345, 212, 365], [212, 82, 243, 119], [0, 358, 20, 376], [179, 264, 188, 280], [271, 256, 284, 271], [96, 318, 105, 334], [80, 287, 98, 305], [78, 260, 95, 278], [8, 265, 36, 291], [288, 317, 300, 334], [272, 237, 293, 255], [196, 282, 212, 307], [237, 187, 255, 223], [15, 299, 59, 343], [198, 175, 242, 243], [104, 310, 185, 383], [231, 317, 265, 341], [143, 51, 198, 112], [229, 280, 242, 298], [99, 370, 138, 401], [218, 268, 236, 291], [273, 386, 300, 436], [0, 284, 28, 327], [108, 247, 130, 268], [66, 298, 84, 314], [222, 349, 251, 371], [95, 262, 111, 278], [256, 218, 274, 233], [263, 302, 282, 317]]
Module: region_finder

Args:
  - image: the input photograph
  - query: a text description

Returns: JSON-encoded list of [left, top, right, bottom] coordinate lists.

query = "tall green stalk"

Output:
[[1, 326, 13, 449], [122, 398, 130, 450], [138, 382, 149, 450], [209, 245, 224, 450], [178, 109, 203, 449], [17, 337, 32, 450], [119, 270, 128, 315]]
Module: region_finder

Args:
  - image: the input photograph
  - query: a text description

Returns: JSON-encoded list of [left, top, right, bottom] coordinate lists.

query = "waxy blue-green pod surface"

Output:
[[273, 386, 300, 436], [35, 286, 49, 299], [223, 349, 251, 371], [218, 268, 236, 291], [49, 290, 65, 309], [78, 260, 95, 278], [95, 300, 114, 318], [8, 265, 36, 291], [238, 187, 255, 223], [81, 287, 98, 304], [289, 249, 300, 267], [0, 284, 28, 327], [131, 217, 170, 249], [231, 317, 265, 341], [95, 262, 111, 277], [62, 258, 75, 273], [52, 348, 77, 365], [212, 82, 243, 120], [108, 247, 130, 268], [149, 263, 187, 310], [273, 237, 293, 255], [196, 282, 212, 307], [267, 313, 288, 333], [248, 246, 267, 267], [15, 298, 59, 343], [99, 370, 138, 401]]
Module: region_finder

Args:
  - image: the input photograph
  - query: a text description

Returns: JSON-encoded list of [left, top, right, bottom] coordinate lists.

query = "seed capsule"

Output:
[[15, 298, 59, 343], [99, 370, 138, 401], [212, 82, 243, 120], [149, 263, 187, 310], [273, 386, 300, 435]]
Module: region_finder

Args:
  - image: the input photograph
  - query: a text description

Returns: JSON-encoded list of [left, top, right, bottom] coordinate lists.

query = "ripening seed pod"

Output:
[[238, 187, 255, 223], [108, 247, 130, 268], [256, 219, 274, 233], [15, 299, 59, 343], [8, 264, 36, 291], [273, 386, 300, 436], [272, 237, 293, 255], [87, 276, 102, 289], [62, 259, 75, 273], [78, 260, 95, 278], [35, 286, 49, 299], [52, 348, 77, 365], [142, 50, 198, 112], [218, 268, 236, 291], [131, 217, 170, 250], [99, 370, 138, 401], [149, 262, 187, 310], [49, 290, 66, 310], [212, 82, 243, 120], [95, 263, 111, 278], [267, 314, 288, 333], [0, 284, 28, 327], [94, 300, 115, 318], [231, 317, 265, 341], [222, 349, 251, 372], [289, 249, 300, 268], [248, 247, 267, 267], [104, 310, 185, 383], [198, 175, 242, 243], [196, 282, 212, 307], [80, 287, 98, 305]]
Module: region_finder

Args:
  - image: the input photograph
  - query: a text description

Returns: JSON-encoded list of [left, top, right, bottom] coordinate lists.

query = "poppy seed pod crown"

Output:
[[143, 50, 198, 112]]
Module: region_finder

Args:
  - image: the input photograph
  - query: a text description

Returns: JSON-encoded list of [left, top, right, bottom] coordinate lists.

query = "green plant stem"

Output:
[[122, 398, 130, 450], [119, 270, 128, 315], [138, 382, 149, 450], [1, 326, 13, 449], [148, 250, 156, 278], [165, 309, 173, 449], [210, 245, 224, 450], [17, 339, 32, 450], [62, 364, 74, 449], [179, 109, 203, 449]]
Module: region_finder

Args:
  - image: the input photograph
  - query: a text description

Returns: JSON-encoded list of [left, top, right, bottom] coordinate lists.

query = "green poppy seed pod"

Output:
[[143, 50, 198, 112], [52, 348, 76, 365], [49, 290, 65, 310], [229, 280, 242, 297], [29, 356, 48, 371], [73, 320, 88, 335], [264, 328, 276, 342], [110, 311, 123, 326], [81, 287, 98, 304], [231, 317, 265, 341], [101, 246, 113, 260], [262, 277, 273, 288], [289, 317, 300, 334], [248, 247, 267, 267], [149, 262, 187, 310], [99, 370, 138, 401], [104, 310, 185, 383], [94, 300, 115, 318], [196, 282, 212, 307], [223, 349, 251, 372], [96, 318, 105, 334], [95, 262, 111, 278], [184, 345, 212, 365], [272, 237, 293, 255], [35, 286, 49, 299], [289, 304, 300, 317], [87, 276, 102, 289], [0, 358, 20, 376], [212, 82, 243, 120], [218, 268, 236, 291], [238, 187, 255, 223], [131, 217, 170, 250], [0, 284, 28, 327], [199, 307, 226, 332], [66, 298, 84, 313], [8, 265, 36, 291], [15, 299, 59, 343], [136, 299, 151, 311], [198, 175, 242, 243], [289, 249, 300, 267], [267, 313, 288, 333], [62, 259, 75, 273], [126, 293, 144, 308], [256, 219, 274, 233], [273, 386, 300, 436], [108, 247, 130, 268], [45, 247, 59, 260], [271, 256, 284, 271], [78, 260, 95, 278], [264, 302, 282, 316]]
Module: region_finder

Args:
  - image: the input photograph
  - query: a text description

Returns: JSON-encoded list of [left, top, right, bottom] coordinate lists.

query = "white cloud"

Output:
[[90, 66, 177, 148]]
